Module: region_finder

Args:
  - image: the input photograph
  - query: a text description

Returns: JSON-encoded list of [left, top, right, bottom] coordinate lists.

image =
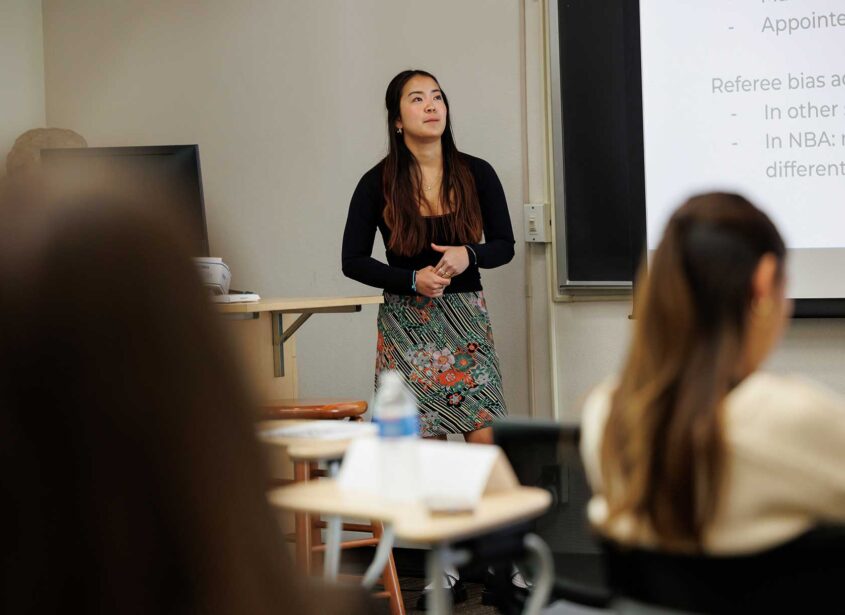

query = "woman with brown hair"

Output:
[[342, 69, 515, 445], [581, 192, 845, 557], [0, 183, 372, 614]]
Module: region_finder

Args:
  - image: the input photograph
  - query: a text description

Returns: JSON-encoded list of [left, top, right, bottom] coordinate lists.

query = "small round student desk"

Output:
[[269, 477, 553, 615], [258, 421, 405, 615]]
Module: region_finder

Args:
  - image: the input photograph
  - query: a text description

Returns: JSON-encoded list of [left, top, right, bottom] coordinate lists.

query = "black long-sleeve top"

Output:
[[341, 154, 515, 295]]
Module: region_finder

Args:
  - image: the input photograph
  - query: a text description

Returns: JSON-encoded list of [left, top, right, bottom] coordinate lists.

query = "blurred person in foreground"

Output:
[[0, 178, 374, 614]]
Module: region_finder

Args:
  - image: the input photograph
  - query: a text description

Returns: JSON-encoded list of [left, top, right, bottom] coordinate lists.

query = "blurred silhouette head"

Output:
[[0, 179, 314, 614]]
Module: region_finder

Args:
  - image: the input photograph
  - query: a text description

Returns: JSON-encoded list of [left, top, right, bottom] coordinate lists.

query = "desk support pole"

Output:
[[427, 543, 451, 615], [271, 312, 286, 377], [361, 523, 396, 589], [522, 533, 554, 615], [423, 542, 471, 615], [323, 460, 343, 580], [272, 312, 312, 378]]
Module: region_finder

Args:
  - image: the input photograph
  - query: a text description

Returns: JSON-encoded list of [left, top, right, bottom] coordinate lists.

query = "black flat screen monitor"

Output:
[[41, 145, 209, 256]]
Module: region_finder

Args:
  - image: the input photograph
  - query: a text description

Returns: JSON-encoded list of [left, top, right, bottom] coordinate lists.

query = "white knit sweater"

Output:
[[580, 372, 845, 554]]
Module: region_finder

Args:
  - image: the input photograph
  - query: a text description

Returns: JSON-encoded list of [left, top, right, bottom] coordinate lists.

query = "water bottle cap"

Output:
[[375, 371, 411, 409], [373, 370, 419, 436]]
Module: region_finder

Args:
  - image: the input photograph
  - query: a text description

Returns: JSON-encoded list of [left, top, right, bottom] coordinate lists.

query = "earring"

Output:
[[396, 127, 403, 134], [752, 298, 774, 318]]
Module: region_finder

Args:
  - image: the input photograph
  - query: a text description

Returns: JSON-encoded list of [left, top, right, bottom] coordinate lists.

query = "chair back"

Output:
[[494, 422, 845, 613], [605, 525, 845, 613], [493, 419, 610, 608]]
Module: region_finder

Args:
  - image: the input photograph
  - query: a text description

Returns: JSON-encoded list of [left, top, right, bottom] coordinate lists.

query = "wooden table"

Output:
[[216, 295, 382, 400], [269, 480, 553, 615], [260, 426, 554, 614]]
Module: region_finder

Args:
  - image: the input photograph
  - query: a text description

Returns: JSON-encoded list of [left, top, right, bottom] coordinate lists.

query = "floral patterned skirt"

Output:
[[375, 291, 508, 437]]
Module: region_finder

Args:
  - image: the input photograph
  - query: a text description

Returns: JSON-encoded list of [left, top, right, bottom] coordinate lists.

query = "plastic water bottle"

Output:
[[372, 370, 420, 502]]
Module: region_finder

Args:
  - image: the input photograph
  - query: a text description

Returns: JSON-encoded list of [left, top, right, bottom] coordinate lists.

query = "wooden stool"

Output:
[[260, 400, 405, 615], [260, 398, 367, 421]]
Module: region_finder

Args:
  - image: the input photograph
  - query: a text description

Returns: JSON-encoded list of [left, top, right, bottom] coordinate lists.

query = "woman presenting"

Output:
[[342, 69, 514, 445]]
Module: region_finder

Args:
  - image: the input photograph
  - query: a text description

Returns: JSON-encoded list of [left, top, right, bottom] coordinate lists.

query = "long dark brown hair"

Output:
[[0, 180, 369, 614], [382, 69, 482, 256], [600, 193, 786, 550]]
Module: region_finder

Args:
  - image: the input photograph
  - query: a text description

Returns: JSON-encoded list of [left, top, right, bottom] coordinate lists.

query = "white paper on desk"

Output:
[[337, 439, 512, 509], [259, 421, 377, 441]]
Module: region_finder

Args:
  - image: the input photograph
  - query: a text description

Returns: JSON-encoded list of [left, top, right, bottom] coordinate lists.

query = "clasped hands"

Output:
[[414, 243, 470, 298]]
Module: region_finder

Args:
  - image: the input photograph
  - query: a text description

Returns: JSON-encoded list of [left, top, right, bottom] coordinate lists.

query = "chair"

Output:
[[604, 525, 845, 614], [494, 418, 845, 614], [260, 398, 368, 421], [259, 399, 405, 615], [492, 419, 612, 611]]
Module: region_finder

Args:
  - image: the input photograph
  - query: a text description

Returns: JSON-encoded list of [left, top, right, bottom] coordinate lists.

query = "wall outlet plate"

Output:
[[523, 203, 551, 243]]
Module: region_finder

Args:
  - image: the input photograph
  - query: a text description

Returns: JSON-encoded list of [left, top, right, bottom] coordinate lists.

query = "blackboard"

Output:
[[550, 0, 645, 292], [549, 1, 842, 316]]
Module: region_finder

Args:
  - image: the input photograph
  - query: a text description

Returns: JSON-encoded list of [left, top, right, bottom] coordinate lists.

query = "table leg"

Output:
[[426, 543, 451, 615], [361, 522, 396, 589], [323, 459, 343, 580], [521, 533, 554, 615], [293, 461, 311, 572]]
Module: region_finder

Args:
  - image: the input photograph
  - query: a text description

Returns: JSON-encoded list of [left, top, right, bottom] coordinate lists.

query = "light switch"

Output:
[[523, 203, 551, 243]]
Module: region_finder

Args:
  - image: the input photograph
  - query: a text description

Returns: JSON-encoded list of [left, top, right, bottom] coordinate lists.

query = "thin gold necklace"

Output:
[[423, 173, 442, 192]]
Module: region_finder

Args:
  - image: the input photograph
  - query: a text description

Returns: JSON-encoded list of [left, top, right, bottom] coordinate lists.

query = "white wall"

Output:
[[547, 297, 845, 423], [768, 320, 845, 389], [38, 0, 842, 424], [0, 0, 45, 171], [41, 0, 529, 412]]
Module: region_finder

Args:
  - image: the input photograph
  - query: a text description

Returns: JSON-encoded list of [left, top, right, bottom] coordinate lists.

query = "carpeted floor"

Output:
[[398, 576, 499, 614]]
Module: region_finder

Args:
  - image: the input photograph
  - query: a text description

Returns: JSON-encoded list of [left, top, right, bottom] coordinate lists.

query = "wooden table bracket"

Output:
[[270, 305, 362, 377], [214, 296, 382, 385]]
